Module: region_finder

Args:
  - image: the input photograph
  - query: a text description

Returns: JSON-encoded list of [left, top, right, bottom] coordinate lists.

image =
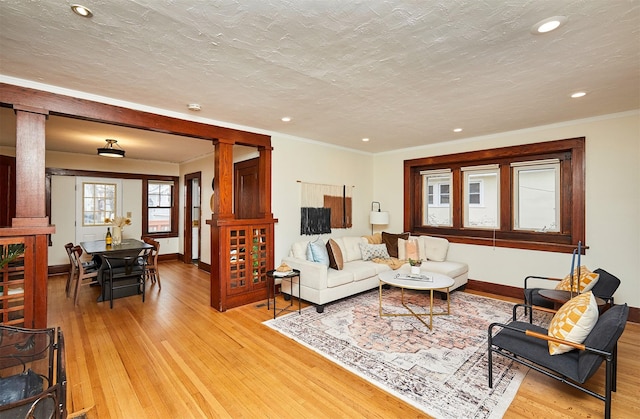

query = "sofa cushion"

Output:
[[307, 237, 330, 266], [336, 236, 366, 262], [326, 239, 344, 270], [421, 260, 468, 278], [547, 291, 599, 355], [290, 240, 310, 260], [342, 260, 378, 281], [555, 265, 599, 293], [419, 236, 449, 262], [359, 243, 390, 261], [327, 269, 354, 288], [382, 232, 410, 258]]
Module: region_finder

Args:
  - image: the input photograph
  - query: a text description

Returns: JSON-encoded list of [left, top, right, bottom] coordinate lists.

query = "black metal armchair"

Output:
[[488, 303, 629, 419], [0, 325, 67, 418], [524, 267, 621, 309]]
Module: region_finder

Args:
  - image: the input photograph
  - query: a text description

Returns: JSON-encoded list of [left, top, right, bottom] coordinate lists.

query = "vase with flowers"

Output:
[[105, 215, 131, 245], [408, 258, 423, 275]]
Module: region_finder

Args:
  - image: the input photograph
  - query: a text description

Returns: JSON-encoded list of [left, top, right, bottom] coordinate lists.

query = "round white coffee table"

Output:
[[378, 269, 455, 330]]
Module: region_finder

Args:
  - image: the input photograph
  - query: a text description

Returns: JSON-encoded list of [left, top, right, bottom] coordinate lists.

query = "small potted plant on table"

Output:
[[408, 258, 422, 275]]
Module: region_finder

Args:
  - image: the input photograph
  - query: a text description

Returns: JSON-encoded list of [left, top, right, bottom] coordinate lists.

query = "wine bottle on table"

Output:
[[106, 227, 112, 245]]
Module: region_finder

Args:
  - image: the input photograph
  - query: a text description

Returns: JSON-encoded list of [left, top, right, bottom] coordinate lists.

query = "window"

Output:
[[82, 182, 116, 226], [404, 138, 585, 253], [512, 160, 560, 232], [143, 177, 179, 237], [462, 165, 499, 229], [421, 170, 452, 226]]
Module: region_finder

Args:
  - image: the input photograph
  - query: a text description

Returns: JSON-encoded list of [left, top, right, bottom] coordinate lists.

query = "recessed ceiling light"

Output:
[[70, 4, 93, 18], [187, 103, 201, 111], [453, 128, 463, 133], [531, 16, 567, 34], [281, 116, 291, 122], [362, 138, 370, 142], [571, 91, 587, 98]]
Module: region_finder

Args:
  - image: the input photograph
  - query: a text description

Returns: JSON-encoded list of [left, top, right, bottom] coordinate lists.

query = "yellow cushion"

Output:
[[547, 291, 599, 355], [555, 265, 599, 293]]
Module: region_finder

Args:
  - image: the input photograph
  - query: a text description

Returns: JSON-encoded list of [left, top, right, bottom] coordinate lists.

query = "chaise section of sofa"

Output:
[[281, 234, 468, 313]]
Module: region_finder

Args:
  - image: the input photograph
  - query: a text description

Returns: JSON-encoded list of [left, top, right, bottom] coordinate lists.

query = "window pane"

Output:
[[422, 174, 452, 226], [514, 165, 559, 231], [464, 171, 499, 228], [149, 208, 171, 232], [82, 182, 117, 226]]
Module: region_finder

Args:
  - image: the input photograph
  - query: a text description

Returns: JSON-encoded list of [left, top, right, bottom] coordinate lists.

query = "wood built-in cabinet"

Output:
[[210, 218, 277, 311]]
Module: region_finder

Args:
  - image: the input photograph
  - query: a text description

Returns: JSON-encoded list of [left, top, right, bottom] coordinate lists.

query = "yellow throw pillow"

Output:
[[547, 291, 599, 355], [555, 265, 599, 293]]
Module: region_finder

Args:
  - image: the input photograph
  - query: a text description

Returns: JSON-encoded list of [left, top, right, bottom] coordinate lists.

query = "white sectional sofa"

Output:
[[281, 234, 468, 313]]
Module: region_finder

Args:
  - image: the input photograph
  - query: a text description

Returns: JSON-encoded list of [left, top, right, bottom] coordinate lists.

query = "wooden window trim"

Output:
[[403, 138, 585, 254], [142, 177, 179, 239]]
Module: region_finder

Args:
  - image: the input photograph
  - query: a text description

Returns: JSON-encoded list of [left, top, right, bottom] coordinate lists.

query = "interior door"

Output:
[[75, 177, 123, 244], [234, 158, 260, 219], [0, 155, 16, 227], [184, 172, 201, 264]]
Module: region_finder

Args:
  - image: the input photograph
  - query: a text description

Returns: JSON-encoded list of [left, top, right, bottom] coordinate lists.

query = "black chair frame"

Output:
[[0, 325, 67, 418], [101, 249, 149, 309], [488, 303, 628, 419]]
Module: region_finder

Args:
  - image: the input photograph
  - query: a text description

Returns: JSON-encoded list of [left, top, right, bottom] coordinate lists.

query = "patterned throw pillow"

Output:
[[555, 265, 599, 293], [547, 291, 599, 355], [359, 243, 390, 261], [326, 239, 344, 270]]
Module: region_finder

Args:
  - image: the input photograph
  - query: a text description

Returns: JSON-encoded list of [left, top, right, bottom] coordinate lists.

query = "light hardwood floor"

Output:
[[48, 260, 639, 418]]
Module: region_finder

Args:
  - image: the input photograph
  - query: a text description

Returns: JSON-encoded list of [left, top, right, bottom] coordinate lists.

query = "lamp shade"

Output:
[[370, 211, 389, 225], [97, 139, 125, 158]]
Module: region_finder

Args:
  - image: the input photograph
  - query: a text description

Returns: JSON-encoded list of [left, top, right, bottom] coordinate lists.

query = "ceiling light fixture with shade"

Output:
[[97, 139, 125, 158], [370, 201, 389, 234]]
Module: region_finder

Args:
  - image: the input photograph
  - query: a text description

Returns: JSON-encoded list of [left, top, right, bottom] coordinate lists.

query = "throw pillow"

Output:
[[555, 265, 600, 293], [306, 238, 329, 267], [381, 232, 410, 258], [420, 235, 449, 262], [397, 238, 419, 260], [359, 243, 390, 261], [326, 239, 344, 270], [547, 291, 599, 355]]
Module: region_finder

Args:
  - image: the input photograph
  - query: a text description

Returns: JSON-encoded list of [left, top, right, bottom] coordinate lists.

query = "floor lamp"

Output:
[[370, 201, 389, 234]]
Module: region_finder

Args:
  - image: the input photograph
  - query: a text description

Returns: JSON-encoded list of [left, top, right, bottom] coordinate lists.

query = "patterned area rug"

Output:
[[265, 289, 549, 419]]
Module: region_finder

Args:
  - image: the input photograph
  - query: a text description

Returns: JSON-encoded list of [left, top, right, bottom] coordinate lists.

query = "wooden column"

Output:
[[12, 105, 49, 227], [213, 139, 234, 219], [258, 146, 274, 219]]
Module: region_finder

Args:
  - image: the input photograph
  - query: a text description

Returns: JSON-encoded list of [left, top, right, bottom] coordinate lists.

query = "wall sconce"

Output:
[[97, 139, 125, 158], [370, 201, 389, 234]]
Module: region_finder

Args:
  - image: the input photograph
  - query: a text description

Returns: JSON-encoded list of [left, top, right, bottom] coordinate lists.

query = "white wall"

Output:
[[372, 111, 640, 307], [270, 135, 375, 265]]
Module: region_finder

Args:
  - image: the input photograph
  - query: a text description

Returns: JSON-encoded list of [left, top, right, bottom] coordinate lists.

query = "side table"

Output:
[[266, 269, 301, 319]]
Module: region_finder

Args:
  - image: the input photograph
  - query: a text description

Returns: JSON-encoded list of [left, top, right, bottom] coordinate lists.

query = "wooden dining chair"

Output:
[[142, 237, 161, 289], [70, 245, 99, 306], [64, 242, 75, 297]]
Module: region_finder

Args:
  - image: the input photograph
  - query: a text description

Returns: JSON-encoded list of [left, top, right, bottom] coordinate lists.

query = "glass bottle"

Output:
[[106, 227, 112, 245]]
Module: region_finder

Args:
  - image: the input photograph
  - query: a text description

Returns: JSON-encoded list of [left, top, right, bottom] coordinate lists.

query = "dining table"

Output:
[[80, 238, 153, 302]]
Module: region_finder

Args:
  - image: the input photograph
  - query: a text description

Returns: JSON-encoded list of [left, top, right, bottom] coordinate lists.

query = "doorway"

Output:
[[234, 157, 260, 219], [184, 172, 201, 265], [75, 177, 123, 244]]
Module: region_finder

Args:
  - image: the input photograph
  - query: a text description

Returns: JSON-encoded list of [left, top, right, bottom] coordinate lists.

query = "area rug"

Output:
[[264, 289, 550, 419]]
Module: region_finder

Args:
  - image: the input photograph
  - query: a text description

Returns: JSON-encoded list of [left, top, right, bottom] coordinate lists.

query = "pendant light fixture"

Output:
[[97, 139, 125, 158]]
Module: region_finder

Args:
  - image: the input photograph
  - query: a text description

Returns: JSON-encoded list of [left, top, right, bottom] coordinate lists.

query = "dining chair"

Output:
[[101, 249, 150, 309], [63, 243, 75, 297], [142, 237, 161, 289], [70, 246, 99, 306]]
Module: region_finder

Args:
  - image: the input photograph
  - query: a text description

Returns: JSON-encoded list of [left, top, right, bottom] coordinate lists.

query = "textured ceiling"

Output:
[[0, 0, 639, 162]]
